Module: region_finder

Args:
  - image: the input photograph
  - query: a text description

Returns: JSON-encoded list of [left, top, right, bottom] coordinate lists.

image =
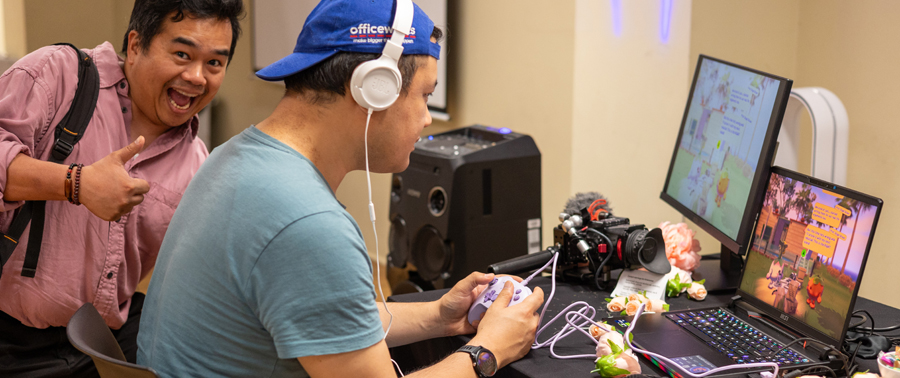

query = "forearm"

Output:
[[4, 154, 67, 201], [405, 351, 478, 378], [377, 301, 447, 347]]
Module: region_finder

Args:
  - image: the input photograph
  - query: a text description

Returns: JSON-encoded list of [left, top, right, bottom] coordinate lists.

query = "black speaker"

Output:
[[388, 125, 541, 293]]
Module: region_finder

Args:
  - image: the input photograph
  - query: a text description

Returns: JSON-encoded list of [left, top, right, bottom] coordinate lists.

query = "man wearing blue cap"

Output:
[[137, 0, 544, 377]]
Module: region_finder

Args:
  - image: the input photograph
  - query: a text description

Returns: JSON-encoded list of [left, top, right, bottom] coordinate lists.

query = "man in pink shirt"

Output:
[[0, 0, 244, 376]]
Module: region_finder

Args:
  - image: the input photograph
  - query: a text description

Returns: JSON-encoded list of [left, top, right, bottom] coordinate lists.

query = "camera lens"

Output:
[[639, 236, 658, 262]]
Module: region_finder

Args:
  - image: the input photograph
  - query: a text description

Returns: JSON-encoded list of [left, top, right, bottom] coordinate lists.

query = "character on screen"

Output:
[[715, 170, 729, 207], [806, 275, 824, 309], [772, 272, 801, 314], [766, 260, 783, 289]]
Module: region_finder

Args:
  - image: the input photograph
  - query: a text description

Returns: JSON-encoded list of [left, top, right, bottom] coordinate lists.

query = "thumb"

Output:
[[113, 136, 144, 164], [452, 272, 493, 297], [489, 281, 515, 310]]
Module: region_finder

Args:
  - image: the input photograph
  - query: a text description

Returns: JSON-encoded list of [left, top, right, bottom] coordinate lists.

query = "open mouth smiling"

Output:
[[167, 88, 200, 111]]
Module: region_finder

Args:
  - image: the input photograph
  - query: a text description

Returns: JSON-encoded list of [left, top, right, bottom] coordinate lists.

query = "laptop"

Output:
[[615, 166, 883, 377]]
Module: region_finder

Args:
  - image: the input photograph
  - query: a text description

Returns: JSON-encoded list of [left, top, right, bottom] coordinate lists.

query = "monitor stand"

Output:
[[691, 244, 743, 294]]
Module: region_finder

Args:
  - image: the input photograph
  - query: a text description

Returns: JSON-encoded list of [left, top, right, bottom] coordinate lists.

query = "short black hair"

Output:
[[122, 0, 245, 64], [284, 26, 443, 105]]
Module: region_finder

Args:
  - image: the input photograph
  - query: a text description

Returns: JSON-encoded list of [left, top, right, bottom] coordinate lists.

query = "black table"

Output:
[[389, 276, 897, 377]]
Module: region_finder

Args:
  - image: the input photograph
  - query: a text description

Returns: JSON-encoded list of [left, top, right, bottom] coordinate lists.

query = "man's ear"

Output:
[[125, 30, 142, 64]]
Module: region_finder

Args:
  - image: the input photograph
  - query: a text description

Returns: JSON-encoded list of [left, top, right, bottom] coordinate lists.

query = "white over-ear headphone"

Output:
[[350, 0, 414, 111]]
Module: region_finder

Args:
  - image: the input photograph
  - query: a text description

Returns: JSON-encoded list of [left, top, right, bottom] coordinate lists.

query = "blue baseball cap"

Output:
[[256, 0, 441, 81]]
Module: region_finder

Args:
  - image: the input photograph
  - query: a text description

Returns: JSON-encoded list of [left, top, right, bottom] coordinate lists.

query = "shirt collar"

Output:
[[89, 41, 126, 89]]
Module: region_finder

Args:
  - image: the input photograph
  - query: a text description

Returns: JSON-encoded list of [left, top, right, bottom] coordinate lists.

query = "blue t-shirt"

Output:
[[137, 126, 384, 378]]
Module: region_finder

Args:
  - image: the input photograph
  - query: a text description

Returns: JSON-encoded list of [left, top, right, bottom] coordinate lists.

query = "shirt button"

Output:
[[121, 107, 127, 113], [106, 272, 114, 279]]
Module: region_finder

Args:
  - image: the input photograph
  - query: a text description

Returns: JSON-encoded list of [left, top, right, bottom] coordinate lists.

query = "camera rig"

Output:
[[489, 207, 671, 290]]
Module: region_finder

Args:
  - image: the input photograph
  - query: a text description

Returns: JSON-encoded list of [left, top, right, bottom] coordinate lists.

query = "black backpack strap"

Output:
[[0, 43, 100, 279], [49, 43, 101, 163]]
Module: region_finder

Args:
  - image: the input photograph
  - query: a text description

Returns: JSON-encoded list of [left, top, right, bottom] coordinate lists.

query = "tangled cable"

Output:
[[525, 251, 782, 378]]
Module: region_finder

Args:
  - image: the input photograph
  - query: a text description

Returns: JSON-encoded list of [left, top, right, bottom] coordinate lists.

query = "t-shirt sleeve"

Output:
[[246, 210, 384, 359]]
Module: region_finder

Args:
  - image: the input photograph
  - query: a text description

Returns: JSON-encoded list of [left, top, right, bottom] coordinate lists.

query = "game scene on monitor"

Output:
[[739, 172, 876, 340], [665, 58, 782, 240]]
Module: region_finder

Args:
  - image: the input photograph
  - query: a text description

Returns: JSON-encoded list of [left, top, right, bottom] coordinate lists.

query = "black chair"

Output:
[[66, 303, 159, 378]]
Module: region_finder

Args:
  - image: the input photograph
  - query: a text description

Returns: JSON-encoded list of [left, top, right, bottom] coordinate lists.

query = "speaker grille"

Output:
[[411, 226, 451, 282]]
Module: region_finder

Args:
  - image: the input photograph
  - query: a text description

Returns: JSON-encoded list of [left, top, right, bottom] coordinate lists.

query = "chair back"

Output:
[[66, 303, 159, 378]]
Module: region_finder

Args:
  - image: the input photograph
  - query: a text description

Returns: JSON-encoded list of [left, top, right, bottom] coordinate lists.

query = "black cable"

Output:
[[852, 310, 876, 337], [848, 313, 868, 329], [772, 337, 850, 374], [585, 228, 614, 291], [852, 323, 900, 333]]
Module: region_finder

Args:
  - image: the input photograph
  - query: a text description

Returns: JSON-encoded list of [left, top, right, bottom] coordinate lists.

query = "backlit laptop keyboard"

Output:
[[666, 309, 811, 366]]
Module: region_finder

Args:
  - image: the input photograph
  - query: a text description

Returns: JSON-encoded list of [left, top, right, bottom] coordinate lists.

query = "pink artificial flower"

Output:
[[607, 296, 627, 312], [596, 331, 626, 357], [612, 350, 642, 377], [687, 282, 708, 300], [627, 293, 648, 304], [659, 221, 702, 272], [645, 298, 669, 312], [625, 300, 641, 316], [590, 324, 611, 340]]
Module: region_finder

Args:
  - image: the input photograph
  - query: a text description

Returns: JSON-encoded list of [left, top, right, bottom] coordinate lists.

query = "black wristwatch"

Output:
[[457, 345, 498, 377]]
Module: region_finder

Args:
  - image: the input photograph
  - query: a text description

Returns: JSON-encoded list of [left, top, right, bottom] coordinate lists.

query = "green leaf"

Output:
[[605, 298, 612, 303], [598, 354, 616, 367], [607, 339, 623, 355], [602, 366, 633, 377], [628, 332, 634, 344], [697, 279, 706, 284], [620, 310, 627, 316], [663, 304, 670, 312]]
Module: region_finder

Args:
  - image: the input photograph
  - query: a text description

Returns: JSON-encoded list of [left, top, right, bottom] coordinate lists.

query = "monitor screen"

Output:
[[661, 55, 792, 253], [738, 168, 881, 343]]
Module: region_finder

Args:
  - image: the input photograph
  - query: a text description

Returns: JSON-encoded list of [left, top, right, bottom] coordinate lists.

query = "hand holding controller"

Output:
[[468, 276, 533, 325]]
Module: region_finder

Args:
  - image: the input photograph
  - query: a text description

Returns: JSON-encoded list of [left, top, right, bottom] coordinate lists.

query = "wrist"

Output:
[[456, 344, 498, 377]]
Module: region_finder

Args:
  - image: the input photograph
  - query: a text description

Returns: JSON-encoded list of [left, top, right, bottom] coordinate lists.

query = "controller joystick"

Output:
[[467, 276, 533, 325]]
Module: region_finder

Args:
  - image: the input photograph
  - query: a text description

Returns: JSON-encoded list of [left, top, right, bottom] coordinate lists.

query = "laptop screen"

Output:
[[738, 169, 881, 342]]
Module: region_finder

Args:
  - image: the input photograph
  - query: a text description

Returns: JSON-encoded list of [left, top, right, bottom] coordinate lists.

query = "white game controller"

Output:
[[467, 276, 533, 325]]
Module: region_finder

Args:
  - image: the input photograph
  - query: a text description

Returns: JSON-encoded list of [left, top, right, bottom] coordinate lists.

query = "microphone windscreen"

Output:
[[563, 192, 612, 215]]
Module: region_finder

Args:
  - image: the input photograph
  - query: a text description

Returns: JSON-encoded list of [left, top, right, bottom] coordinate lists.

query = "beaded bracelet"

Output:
[[72, 164, 84, 206], [64, 163, 77, 204]]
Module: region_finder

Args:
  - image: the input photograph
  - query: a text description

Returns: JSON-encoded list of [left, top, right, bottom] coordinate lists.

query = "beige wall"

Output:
[[572, 0, 692, 237], [793, 0, 900, 309], [1, 0, 25, 58]]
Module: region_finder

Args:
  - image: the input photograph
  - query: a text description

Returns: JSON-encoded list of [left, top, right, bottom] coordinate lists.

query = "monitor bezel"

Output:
[[660, 54, 793, 254], [735, 166, 883, 348]]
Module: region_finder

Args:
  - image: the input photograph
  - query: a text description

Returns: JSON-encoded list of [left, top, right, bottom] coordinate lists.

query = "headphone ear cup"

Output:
[[350, 56, 402, 111]]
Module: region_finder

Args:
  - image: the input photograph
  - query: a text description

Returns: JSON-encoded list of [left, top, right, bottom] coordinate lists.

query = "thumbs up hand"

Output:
[[79, 136, 151, 221]]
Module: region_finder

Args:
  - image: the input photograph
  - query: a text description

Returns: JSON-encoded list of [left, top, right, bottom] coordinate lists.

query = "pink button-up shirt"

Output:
[[0, 42, 208, 329]]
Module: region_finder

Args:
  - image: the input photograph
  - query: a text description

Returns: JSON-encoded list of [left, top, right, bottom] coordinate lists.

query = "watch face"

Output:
[[476, 350, 498, 376]]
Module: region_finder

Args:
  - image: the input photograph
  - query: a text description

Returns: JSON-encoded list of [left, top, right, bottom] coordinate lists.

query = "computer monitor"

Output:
[[660, 55, 792, 291]]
